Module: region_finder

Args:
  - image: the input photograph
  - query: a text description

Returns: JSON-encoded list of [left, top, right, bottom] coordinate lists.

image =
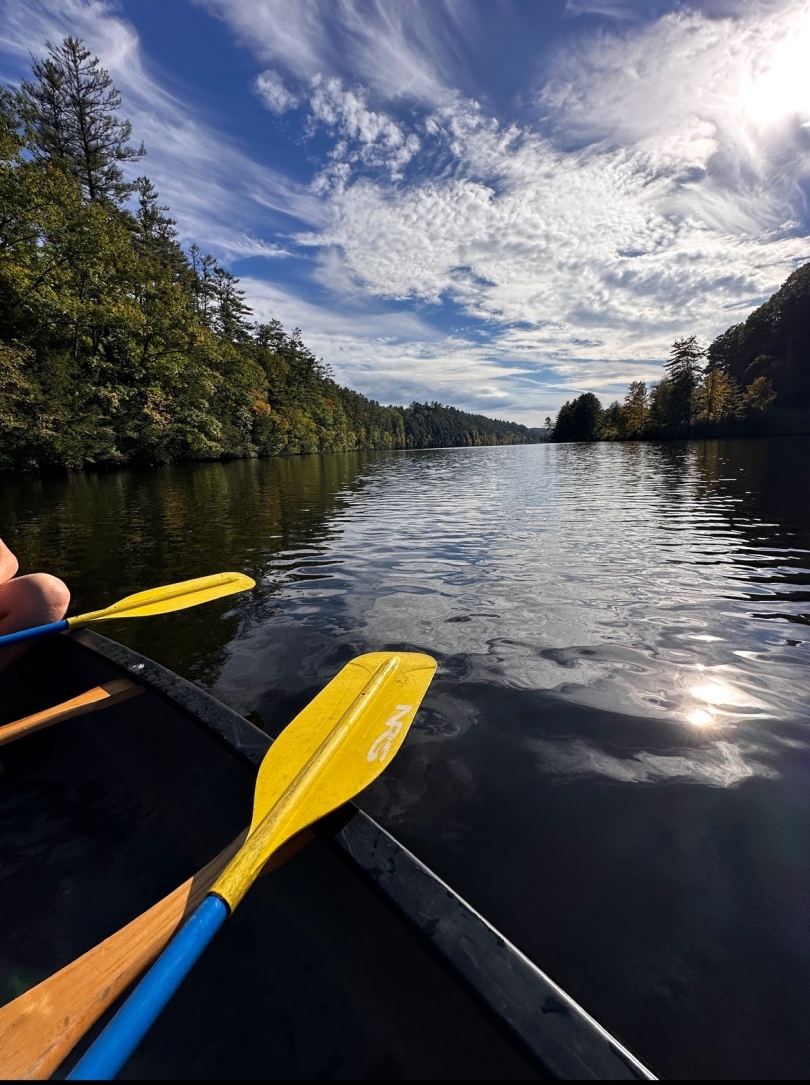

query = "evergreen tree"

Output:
[[553, 392, 603, 442], [131, 177, 186, 276], [212, 266, 252, 344], [599, 401, 623, 441], [0, 37, 544, 473], [188, 244, 218, 326], [663, 336, 704, 432], [19, 37, 144, 203]]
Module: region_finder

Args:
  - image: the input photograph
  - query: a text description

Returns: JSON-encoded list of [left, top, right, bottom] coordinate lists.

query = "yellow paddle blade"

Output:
[[212, 651, 437, 911], [65, 572, 255, 627]]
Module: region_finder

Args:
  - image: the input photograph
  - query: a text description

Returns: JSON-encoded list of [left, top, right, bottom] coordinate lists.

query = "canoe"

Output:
[[0, 630, 655, 1080]]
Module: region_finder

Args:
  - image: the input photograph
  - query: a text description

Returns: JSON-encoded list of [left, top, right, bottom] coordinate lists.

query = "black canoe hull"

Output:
[[0, 632, 654, 1080]]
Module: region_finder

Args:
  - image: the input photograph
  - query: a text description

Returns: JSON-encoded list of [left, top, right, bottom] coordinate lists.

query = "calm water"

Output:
[[3, 438, 810, 1080]]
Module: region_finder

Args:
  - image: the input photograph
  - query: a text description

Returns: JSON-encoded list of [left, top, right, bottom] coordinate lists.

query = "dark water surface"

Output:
[[2, 438, 810, 1080]]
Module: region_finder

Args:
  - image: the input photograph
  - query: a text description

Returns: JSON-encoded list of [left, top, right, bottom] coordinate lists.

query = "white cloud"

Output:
[[278, 0, 810, 404], [255, 69, 299, 114], [240, 276, 541, 417], [0, 0, 325, 249], [3, 0, 810, 425], [197, 0, 461, 106], [307, 76, 421, 180]]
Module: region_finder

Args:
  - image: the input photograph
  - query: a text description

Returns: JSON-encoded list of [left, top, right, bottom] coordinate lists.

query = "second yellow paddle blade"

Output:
[[212, 651, 436, 910], [251, 651, 436, 834], [67, 572, 255, 626]]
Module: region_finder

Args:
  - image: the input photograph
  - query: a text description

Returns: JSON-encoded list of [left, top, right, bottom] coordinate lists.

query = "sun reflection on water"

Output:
[[682, 667, 773, 727], [687, 707, 716, 727]]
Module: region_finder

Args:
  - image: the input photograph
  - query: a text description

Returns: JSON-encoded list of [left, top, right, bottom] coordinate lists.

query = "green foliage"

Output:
[[18, 36, 145, 204], [549, 260, 810, 443], [553, 392, 603, 442], [0, 37, 538, 473], [705, 263, 810, 419], [660, 336, 705, 433], [402, 401, 535, 448], [622, 381, 649, 438]]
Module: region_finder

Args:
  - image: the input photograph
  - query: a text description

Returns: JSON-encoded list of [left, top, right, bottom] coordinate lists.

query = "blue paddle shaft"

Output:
[[67, 895, 228, 1080], [0, 618, 69, 648]]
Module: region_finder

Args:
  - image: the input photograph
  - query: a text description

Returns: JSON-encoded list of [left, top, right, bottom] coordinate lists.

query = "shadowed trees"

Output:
[[553, 392, 603, 441], [0, 37, 538, 472], [549, 260, 810, 443]]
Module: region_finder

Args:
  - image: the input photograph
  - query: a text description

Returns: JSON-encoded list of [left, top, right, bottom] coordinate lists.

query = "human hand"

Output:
[[0, 539, 70, 646]]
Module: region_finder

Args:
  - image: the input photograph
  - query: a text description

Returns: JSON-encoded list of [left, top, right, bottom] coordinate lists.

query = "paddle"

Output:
[[0, 679, 142, 747], [67, 650, 436, 1080], [0, 572, 255, 649], [0, 828, 314, 1080]]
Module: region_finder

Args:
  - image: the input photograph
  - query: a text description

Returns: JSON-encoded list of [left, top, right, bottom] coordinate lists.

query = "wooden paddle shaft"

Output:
[[0, 833, 244, 1080], [0, 680, 141, 747], [0, 828, 313, 1080]]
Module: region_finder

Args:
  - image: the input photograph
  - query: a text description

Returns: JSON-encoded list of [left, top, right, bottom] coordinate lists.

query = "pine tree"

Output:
[[188, 244, 218, 326], [664, 336, 704, 431], [212, 267, 252, 344], [19, 37, 144, 203]]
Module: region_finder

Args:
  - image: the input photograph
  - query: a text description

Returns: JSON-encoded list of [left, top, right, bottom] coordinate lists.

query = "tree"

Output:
[[188, 244, 218, 326], [622, 380, 648, 438], [663, 336, 704, 431], [599, 400, 624, 440], [553, 392, 603, 441], [212, 267, 252, 344], [131, 177, 186, 275], [695, 368, 735, 426], [19, 37, 144, 203], [0, 37, 540, 473], [741, 375, 776, 415]]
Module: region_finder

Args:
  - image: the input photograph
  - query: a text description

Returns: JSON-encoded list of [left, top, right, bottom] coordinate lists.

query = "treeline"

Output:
[[404, 401, 533, 448], [0, 38, 535, 473], [552, 262, 810, 442]]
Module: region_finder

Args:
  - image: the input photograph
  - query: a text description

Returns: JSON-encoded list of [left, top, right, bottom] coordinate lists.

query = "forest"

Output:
[[0, 38, 536, 473], [551, 262, 810, 443]]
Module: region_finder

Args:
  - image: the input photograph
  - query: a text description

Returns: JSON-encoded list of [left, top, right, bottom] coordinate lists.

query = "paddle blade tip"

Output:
[[70, 571, 256, 625]]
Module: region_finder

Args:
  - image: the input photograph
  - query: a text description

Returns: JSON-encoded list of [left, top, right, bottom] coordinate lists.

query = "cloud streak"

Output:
[[2, 0, 809, 422]]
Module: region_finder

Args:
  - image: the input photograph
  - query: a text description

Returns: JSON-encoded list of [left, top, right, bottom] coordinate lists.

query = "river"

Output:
[[2, 437, 810, 1080]]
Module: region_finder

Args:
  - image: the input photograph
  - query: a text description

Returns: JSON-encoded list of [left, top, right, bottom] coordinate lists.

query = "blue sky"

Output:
[[1, 0, 809, 426]]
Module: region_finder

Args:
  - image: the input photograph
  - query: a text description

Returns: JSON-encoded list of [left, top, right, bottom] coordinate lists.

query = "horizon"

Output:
[[1, 0, 808, 427]]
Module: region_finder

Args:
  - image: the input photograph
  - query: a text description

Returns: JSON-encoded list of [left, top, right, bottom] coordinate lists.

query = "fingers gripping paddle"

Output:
[[68, 651, 437, 1081], [0, 572, 255, 649]]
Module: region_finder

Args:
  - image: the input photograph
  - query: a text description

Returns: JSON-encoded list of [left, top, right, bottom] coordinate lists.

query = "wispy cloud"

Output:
[[197, 0, 464, 106], [2, 0, 809, 423], [0, 0, 325, 245], [241, 276, 536, 416]]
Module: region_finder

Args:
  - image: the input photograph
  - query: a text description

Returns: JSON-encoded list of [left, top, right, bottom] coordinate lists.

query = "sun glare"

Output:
[[691, 681, 735, 706], [742, 13, 810, 126]]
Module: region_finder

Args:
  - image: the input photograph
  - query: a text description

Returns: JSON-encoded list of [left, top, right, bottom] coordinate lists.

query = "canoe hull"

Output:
[[0, 631, 653, 1080]]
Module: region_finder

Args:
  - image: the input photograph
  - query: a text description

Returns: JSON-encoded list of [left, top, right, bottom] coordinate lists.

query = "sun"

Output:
[[742, 11, 810, 127]]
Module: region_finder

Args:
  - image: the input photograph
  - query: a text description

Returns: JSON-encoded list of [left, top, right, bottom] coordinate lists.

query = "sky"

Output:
[[1, 0, 809, 427]]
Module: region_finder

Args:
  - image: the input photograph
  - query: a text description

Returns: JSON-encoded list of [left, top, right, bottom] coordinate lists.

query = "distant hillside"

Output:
[[707, 262, 810, 427], [402, 402, 537, 448]]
